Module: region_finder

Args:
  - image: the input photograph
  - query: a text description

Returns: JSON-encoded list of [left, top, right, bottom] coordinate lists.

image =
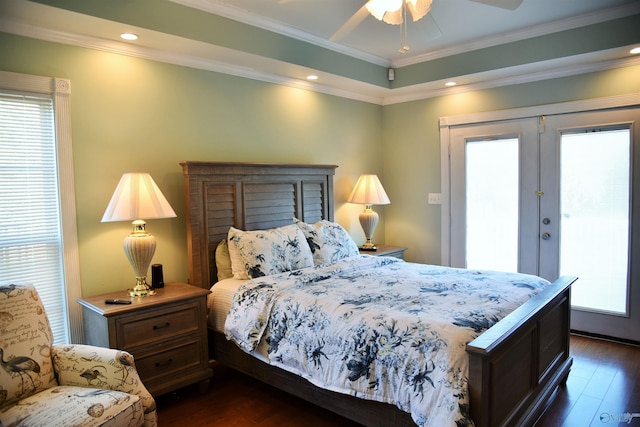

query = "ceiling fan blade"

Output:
[[468, 0, 523, 10], [330, 4, 370, 41]]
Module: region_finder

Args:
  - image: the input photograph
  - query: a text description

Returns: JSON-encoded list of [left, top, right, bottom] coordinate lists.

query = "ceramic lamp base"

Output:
[[123, 220, 156, 297], [359, 205, 379, 251]]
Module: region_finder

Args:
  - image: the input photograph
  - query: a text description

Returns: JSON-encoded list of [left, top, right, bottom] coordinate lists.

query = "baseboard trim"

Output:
[[571, 330, 640, 347]]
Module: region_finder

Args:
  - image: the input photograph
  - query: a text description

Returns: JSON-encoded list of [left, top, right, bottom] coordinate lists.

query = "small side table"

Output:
[[359, 244, 407, 260], [78, 282, 213, 397]]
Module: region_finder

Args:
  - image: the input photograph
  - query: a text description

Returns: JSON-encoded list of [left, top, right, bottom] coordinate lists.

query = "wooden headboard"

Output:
[[180, 161, 338, 289]]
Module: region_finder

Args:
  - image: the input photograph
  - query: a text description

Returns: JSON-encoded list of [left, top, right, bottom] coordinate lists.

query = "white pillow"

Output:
[[228, 224, 314, 278], [294, 218, 359, 265]]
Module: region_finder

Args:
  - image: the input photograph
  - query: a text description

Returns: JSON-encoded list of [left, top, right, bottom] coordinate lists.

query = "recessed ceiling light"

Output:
[[630, 47, 640, 55], [306, 75, 318, 80], [120, 33, 138, 41], [445, 81, 457, 87]]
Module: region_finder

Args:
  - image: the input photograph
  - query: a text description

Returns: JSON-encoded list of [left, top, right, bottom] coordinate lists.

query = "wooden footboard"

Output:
[[466, 275, 576, 427], [210, 276, 576, 427]]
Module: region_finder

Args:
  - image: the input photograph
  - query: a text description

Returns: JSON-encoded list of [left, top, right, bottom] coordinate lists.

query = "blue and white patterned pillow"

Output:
[[293, 218, 359, 265], [228, 224, 314, 278]]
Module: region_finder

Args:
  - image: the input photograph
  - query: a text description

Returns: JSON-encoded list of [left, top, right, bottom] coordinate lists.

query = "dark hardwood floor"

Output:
[[155, 335, 640, 426], [535, 334, 640, 427]]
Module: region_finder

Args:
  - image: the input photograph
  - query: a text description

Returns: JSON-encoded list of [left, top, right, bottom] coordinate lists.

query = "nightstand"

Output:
[[359, 244, 407, 260], [78, 282, 213, 397]]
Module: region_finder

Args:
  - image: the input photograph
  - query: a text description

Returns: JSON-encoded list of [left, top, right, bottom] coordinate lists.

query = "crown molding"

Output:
[[392, 2, 640, 68], [383, 48, 640, 105], [168, 0, 391, 68], [0, 13, 387, 105], [169, 0, 640, 72]]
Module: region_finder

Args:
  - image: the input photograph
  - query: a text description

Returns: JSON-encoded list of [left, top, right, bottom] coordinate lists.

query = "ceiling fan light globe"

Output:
[[366, 0, 403, 21], [386, 0, 404, 12], [407, 0, 432, 22], [382, 9, 403, 25]]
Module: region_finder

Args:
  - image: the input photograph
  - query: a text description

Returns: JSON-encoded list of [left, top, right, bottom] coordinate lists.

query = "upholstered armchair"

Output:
[[0, 284, 157, 427]]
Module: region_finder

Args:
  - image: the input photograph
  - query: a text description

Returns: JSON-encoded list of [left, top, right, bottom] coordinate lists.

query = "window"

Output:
[[465, 137, 519, 272], [0, 71, 82, 344], [560, 128, 630, 314]]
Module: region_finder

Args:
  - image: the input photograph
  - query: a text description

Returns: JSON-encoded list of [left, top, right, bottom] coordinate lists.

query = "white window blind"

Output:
[[0, 91, 69, 344]]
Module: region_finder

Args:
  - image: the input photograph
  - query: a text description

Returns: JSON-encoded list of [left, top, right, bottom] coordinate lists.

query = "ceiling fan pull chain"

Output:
[[399, 1, 410, 53]]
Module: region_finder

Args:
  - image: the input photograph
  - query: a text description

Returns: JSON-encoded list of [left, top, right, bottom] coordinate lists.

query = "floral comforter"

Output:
[[225, 256, 550, 426]]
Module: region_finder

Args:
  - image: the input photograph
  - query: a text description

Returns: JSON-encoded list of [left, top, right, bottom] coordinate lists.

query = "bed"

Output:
[[180, 161, 576, 427]]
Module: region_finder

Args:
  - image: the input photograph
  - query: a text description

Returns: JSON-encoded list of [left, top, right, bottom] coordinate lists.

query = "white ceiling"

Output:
[[173, 0, 639, 66]]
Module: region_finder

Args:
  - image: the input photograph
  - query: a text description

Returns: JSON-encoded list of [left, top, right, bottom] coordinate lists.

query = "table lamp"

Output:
[[347, 174, 390, 251], [101, 173, 176, 296]]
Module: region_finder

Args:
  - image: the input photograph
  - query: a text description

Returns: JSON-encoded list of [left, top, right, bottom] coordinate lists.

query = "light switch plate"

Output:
[[428, 193, 442, 205]]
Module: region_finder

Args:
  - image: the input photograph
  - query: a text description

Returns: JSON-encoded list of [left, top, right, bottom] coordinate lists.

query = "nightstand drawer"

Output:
[[116, 303, 200, 349], [135, 339, 203, 381]]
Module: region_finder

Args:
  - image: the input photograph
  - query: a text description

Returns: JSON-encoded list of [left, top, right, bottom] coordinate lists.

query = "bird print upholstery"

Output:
[[0, 284, 157, 427], [0, 284, 58, 410]]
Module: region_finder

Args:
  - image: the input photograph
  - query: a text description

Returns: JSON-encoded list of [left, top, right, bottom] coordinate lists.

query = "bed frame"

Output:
[[181, 161, 576, 427]]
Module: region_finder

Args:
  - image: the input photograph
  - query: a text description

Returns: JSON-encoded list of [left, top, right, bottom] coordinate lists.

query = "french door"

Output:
[[446, 107, 640, 342]]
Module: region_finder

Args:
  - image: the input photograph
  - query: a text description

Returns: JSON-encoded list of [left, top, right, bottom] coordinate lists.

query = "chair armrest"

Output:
[[52, 344, 157, 427]]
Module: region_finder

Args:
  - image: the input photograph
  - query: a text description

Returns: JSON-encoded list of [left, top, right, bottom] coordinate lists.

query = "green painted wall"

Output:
[[0, 33, 384, 297], [382, 64, 640, 264]]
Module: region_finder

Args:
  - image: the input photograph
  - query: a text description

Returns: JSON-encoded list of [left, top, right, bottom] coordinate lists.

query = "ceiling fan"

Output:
[[280, 0, 524, 53]]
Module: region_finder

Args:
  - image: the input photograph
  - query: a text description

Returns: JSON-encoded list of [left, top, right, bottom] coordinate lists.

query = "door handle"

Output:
[[541, 232, 551, 240]]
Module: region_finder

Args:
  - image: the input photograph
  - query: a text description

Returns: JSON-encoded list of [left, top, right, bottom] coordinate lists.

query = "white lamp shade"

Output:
[[347, 174, 390, 205], [102, 173, 176, 222]]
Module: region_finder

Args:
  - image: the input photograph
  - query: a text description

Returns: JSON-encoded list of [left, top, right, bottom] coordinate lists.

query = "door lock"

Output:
[[541, 232, 551, 240], [542, 218, 551, 225]]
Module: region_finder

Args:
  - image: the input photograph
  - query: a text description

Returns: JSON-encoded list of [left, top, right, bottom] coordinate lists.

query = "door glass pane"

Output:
[[466, 138, 519, 272], [560, 129, 630, 314]]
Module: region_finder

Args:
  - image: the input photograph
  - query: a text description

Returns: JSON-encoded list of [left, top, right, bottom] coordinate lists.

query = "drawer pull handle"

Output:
[[155, 358, 173, 368], [153, 322, 171, 330]]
